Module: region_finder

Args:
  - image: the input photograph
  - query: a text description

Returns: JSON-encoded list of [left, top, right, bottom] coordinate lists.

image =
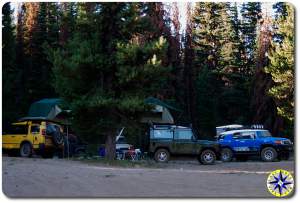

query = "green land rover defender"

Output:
[[149, 124, 220, 165]]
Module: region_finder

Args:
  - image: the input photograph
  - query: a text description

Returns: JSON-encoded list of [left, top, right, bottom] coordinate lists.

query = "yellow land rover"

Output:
[[2, 117, 64, 158]]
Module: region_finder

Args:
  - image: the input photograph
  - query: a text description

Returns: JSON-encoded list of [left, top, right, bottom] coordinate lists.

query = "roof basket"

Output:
[[243, 124, 264, 129]]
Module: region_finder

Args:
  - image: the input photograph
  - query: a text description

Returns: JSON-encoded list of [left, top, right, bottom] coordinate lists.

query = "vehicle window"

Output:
[[257, 130, 271, 137], [11, 125, 28, 134], [153, 129, 173, 139], [232, 132, 241, 139], [240, 132, 256, 139], [31, 125, 40, 133], [175, 129, 193, 140]]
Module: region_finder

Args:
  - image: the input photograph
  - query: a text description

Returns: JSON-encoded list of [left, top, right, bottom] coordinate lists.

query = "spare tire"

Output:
[[52, 127, 64, 146]]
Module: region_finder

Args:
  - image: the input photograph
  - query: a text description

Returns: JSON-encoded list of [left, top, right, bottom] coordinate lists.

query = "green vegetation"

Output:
[[265, 4, 294, 122], [2, 2, 295, 158]]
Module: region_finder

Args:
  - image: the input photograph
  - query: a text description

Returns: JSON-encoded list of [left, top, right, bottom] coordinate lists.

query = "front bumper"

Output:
[[275, 144, 293, 153]]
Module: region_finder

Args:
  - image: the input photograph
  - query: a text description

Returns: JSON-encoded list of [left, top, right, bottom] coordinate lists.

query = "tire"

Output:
[[20, 142, 32, 158], [199, 149, 216, 165], [261, 147, 277, 162], [154, 148, 170, 163], [221, 148, 233, 162], [52, 130, 64, 146]]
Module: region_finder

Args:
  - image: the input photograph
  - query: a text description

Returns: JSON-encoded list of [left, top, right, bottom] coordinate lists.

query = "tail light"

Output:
[[41, 129, 46, 136]]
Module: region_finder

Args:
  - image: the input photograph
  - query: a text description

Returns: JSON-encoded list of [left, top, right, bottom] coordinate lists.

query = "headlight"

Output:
[[274, 140, 283, 145], [274, 140, 292, 145]]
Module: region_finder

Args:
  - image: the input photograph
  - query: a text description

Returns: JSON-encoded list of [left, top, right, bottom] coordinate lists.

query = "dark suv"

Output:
[[149, 124, 220, 164]]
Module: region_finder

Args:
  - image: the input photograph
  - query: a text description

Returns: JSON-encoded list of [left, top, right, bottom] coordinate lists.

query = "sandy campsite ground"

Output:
[[2, 156, 294, 198]]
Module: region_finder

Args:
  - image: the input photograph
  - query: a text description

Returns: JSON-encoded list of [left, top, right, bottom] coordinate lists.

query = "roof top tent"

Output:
[[27, 98, 71, 125], [141, 97, 182, 124]]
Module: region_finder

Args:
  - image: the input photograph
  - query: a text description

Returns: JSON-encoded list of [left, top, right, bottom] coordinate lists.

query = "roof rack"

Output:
[[242, 124, 264, 129]]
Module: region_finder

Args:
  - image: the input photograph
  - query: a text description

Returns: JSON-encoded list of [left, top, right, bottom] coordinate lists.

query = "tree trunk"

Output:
[[105, 131, 116, 160]]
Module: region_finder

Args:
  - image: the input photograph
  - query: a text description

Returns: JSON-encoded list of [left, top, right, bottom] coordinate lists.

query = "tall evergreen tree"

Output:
[[48, 3, 170, 159], [240, 2, 262, 74], [191, 2, 250, 136], [2, 3, 19, 129], [216, 3, 250, 125], [182, 2, 196, 125], [265, 3, 294, 123], [59, 2, 76, 46], [18, 2, 59, 109], [250, 15, 284, 136]]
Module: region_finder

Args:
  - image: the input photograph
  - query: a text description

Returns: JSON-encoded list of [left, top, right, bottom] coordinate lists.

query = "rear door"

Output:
[[173, 128, 196, 155], [29, 123, 41, 147]]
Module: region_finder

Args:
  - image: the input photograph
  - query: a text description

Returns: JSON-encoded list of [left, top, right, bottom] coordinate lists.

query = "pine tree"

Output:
[[229, 2, 239, 40], [240, 2, 262, 74], [47, 3, 170, 159], [265, 3, 294, 122], [250, 15, 285, 136], [216, 3, 250, 125], [183, 2, 196, 125], [191, 3, 250, 136], [192, 2, 225, 136], [59, 2, 76, 45], [18, 2, 59, 108], [2, 2, 19, 129]]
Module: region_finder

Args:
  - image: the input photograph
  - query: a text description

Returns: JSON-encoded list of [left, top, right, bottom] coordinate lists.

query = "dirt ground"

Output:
[[2, 156, 295, 198]]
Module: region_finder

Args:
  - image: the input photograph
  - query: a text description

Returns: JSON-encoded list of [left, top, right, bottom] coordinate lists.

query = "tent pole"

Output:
[[67, 125, 69, 160]]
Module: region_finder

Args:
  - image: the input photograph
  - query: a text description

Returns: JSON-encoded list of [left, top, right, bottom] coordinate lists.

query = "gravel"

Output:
[[2, 156, 294, 198]]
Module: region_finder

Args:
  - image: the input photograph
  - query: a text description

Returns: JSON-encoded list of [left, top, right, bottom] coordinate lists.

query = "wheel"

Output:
[[221, 148, 233, 162], [20, 142, 32, 157], [199, 149, 216, 165], [261, 147, 277, 162], [154, 148, 170, 163], [52, 130, 64, 145]]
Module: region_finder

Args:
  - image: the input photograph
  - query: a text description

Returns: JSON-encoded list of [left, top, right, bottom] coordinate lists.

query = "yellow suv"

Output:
[[2, 117, 64, 158]]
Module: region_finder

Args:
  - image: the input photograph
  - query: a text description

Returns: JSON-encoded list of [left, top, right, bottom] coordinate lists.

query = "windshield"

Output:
[[257, 130, 272, 137]]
